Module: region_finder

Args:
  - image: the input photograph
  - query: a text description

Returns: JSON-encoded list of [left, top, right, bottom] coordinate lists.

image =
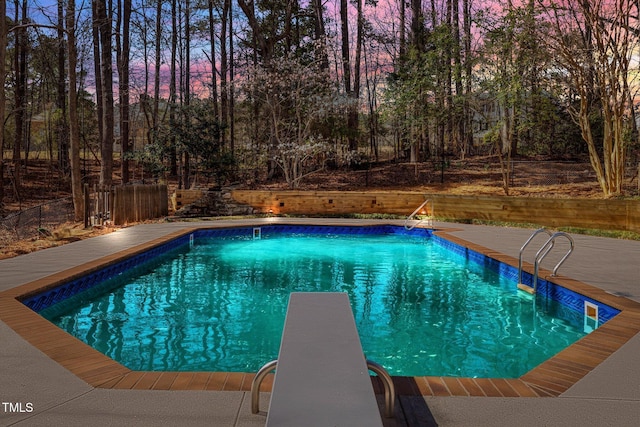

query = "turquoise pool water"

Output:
[[41, 230, 589, 377]]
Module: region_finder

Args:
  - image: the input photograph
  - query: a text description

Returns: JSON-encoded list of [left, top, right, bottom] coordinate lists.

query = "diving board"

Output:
[[265, 292, 384, 427]]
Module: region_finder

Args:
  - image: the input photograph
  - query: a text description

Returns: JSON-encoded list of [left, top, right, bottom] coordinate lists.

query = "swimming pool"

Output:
[[30, 225, 616, 378]]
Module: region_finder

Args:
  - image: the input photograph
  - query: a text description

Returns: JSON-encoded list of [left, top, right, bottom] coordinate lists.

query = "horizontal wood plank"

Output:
[[231, 190, 640, 232]]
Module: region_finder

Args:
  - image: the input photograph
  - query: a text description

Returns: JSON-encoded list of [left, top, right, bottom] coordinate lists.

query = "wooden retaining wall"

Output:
[[231, 190, 640, 233], [111, 184, 169, 225], [170, 189, 205, 211]]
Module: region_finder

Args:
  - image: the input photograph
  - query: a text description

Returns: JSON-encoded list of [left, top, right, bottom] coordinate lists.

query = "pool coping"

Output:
[[1, 221, 639, 399]]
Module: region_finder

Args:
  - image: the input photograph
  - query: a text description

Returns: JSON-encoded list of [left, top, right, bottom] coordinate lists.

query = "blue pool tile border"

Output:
[[535, 278, 619, 323], [432, 234, 620, 323], [21, 224, 619, 324], [21, 233, 192, 312]]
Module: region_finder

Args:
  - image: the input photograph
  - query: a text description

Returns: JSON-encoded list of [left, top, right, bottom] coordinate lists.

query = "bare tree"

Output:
[[237, 0, 296, 177], [246, 58, 347, 188], [237, 0, 294, 64], [541, 0, 637, 196]]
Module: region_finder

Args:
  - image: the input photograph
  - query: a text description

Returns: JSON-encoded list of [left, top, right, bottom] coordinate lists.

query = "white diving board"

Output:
[[265, 292, 384, 427]]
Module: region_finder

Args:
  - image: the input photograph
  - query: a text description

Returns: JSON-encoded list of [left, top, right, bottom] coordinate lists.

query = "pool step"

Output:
[[517, 283, 535, 295]]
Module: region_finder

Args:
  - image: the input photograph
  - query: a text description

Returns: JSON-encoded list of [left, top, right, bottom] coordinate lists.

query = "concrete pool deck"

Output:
[[1, 218, 639, 426]]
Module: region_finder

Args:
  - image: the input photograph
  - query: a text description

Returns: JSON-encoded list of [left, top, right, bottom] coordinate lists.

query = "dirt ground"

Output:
[[0, 155, 635, 260], [261, 156, 607, 199]]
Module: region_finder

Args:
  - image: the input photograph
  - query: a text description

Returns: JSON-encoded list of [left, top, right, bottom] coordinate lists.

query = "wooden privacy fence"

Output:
[[85, 184, 168, 226], [231, 190, 640, 233]]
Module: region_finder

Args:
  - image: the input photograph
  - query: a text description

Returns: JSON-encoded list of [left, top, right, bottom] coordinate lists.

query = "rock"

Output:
[[174, 187, 254, 217]]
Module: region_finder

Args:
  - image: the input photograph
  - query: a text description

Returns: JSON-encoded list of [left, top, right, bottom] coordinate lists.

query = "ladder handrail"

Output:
[[251, 358, 395, 418], [533, 232, 575, 292], [366, 359, 396, 418], [251, 359, 278, 414], [518, 228, 553, 285], [404, 199, 432, 230]]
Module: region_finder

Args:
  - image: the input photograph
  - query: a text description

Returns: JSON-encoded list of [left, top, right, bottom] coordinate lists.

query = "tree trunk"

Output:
[[183, 0, 191, 189], [67, 0, 83, 220], [169, 0, 178, 177], [13, 0, 28, 200], [92, 0, 104, 163], [462, 0, 473, 155], [429, 0, 446, 168], [207, 0, 219, 122], [95, 0, 114, 186], [0, 0, 6, 206], [452, 0, 465, 158], [340, 0, 351, 95], [116, 0, 132, 183], [399, 0, 406, 59], [57, 0, 70, 176], [152, 0, 162, 145], [229, 2, 235, 154], [313, 0, 329, 70], [351, 0, 363, 151], [340, 0, 358, 153], [123, 0, 131, 181], [220, 0, 229, 147], [411, 0, 424, 49], [445, 0, 453, 155], [363, 41, 379, 161]]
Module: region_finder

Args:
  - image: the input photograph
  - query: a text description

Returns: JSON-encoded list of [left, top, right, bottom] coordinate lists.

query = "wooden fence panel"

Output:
[[111, 184, 168, 225], [231, 190, 640, 233]]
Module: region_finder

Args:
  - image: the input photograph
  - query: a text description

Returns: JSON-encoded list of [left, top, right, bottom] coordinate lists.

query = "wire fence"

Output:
[[0, 182, 169, 247], [0, 198, 75, 246], [510, 161, 597, 186], [510, 161, 640, 190]]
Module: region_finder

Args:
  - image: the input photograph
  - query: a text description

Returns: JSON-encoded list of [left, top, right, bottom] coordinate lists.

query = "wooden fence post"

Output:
[[83, 184, 90, 228]]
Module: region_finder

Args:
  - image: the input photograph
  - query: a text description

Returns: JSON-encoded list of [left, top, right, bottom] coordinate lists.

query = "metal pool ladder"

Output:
[[404, 199, 433, 230], [518, 229, 575, 293]]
